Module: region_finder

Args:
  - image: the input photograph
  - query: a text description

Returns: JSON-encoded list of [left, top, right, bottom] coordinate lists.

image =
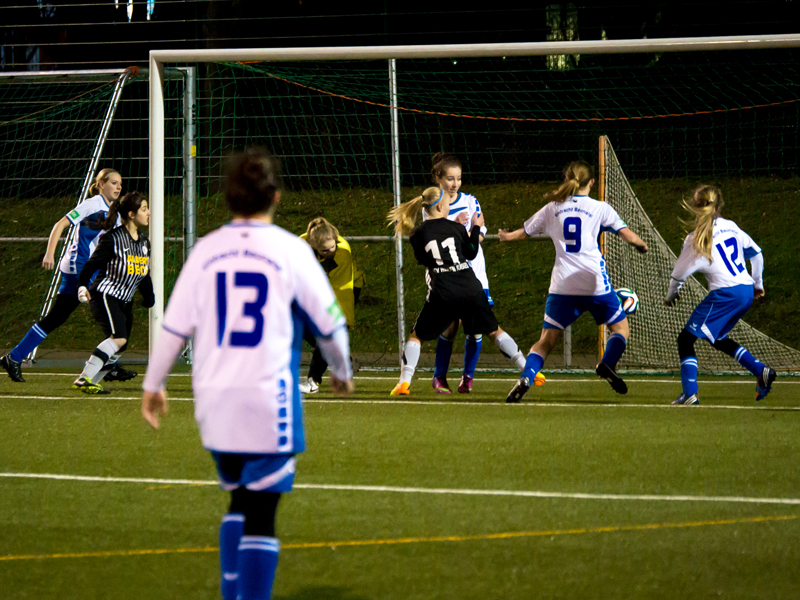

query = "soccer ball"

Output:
[[616, 288, 639, 315]]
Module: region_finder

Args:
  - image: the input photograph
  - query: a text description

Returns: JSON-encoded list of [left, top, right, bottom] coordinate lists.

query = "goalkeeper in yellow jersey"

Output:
[[299, 217, 363, 393]]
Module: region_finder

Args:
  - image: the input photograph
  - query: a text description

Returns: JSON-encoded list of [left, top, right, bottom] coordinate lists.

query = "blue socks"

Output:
[[463, 335, 482, 377], [237, 536, 280, 600], [434, 335, 454, 379], [680, 357, 699, 397], [10, 324, 47, 363], [522, 352, 545, 382], [602, 333, 627, 370], [219, 514, 244, 600], [734, 346, 764, 378]]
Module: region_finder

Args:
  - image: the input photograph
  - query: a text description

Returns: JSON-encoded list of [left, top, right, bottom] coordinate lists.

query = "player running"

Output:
[[499, 160, 648, 403], [423, 153, 545, 393], [665, 185, 776, 405], [2, 169, 136, 383], [141, 148, 353, 600], [72, 191, 154, 394], [388, 187, 528, 396]]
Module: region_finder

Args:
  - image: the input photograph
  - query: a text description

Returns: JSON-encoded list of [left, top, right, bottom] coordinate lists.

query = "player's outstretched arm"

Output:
[[43, 216, 71, 269], [618, 228, 648, 254], [498, 228, 528, 242]]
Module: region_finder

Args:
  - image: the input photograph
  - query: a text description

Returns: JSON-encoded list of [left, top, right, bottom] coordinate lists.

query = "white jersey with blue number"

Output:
[[59, 194, 119, 275], [671, 218, 762, 291], [161, 221, 347, 455], [423, 192, 489, 289], [523, 195, 628, 296]]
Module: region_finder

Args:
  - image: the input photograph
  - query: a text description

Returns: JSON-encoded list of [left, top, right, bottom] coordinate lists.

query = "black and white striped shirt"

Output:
[[78, 226, 155, 305]]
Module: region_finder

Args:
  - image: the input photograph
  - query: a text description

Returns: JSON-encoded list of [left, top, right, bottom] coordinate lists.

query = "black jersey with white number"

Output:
[[78, 226, 155, 305], [409, 218, 483, 303]]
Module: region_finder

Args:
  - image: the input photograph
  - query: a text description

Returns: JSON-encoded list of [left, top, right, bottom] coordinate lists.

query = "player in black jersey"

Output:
[[388, 187, 528, 396], [72, 192, 155, 393]]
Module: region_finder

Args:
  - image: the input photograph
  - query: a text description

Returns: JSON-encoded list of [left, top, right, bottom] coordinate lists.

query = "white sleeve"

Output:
[[142, 329, 187, 393], [161, 252, 200, 338], [523, 206, 550, 238], [317, 327, 352, 381], [666, 236, 705, 301], [473, 197, 488, 237], [601, 203, 628, 233], [65, 198, 98, 225], [749, 252, 764, 289]]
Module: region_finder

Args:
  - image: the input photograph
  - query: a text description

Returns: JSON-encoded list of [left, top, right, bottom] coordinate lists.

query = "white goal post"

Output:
[[148, 34, 800, 367]]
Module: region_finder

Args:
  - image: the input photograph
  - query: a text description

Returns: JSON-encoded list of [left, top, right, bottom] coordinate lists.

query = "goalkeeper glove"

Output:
[[77, 286, 91, 303]]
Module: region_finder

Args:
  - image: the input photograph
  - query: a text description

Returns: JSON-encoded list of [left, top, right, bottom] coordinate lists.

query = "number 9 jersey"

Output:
[[160, 222, 349, 455], [671, 217, 763, 291], [523, 195, 628, 296]]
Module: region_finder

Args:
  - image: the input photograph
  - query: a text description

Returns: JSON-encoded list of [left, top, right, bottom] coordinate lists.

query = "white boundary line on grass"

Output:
[[0, 394, 797, 411], [1, 394, 798, 411], [14, 373, 800, 384], [2, 472, 800, 506]]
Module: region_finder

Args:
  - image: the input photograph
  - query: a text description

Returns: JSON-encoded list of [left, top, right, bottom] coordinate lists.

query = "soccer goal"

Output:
[[148, 35, 800, 373], [0, 67, 193, 362]]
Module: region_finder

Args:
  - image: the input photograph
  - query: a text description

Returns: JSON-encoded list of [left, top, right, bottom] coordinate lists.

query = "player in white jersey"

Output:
[[665, 185, 776, 405], [141, 148, 353, 600], [423, 153, 545, 393], [1, 168, 133, 383], [499, 160, 648, 402]]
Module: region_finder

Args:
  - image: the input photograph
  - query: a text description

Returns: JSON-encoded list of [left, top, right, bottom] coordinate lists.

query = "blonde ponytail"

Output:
[[545, 160, 594, 203], [89, 168, 119, 197], [306, 217, 339, 248], [682, 185, 723, 261], [387, 187, 443, 235]]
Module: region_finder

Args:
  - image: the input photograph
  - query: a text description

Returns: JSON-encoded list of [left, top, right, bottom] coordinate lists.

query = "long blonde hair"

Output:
[[89, 168, 119, 197], [306, 217, 339, 248], [545, 160, 594, 203], [682, 185, 724, 261], [387, 187, 443, 235]]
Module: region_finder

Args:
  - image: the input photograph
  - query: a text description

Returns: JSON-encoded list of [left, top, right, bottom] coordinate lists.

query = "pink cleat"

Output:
[[432, 376, 452, 394], [458, 374, 473, 393]]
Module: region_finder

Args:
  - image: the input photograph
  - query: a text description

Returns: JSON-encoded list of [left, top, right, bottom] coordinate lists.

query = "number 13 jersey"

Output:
[[671, 217, 761, 291], [162, 221, 346, 455], [523, 195, 628, 296]]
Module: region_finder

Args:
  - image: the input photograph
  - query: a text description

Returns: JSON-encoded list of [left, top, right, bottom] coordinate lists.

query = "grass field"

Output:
[[1, 368, 799, 599]]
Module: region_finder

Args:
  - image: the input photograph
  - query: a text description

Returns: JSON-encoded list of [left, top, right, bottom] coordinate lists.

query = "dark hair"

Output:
[[225, 147, 283, 217], [101, 191, 147, 230], [430, 152, 462, 183]]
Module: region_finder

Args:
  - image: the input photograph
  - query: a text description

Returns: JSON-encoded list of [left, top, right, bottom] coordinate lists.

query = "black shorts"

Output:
[[412, 292, 498, 342], [89, 292, 134, 340]]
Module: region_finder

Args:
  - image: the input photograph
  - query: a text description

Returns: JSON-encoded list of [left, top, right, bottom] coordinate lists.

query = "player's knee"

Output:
[[112, 337, 127, 347], [230, 488, 280, 537], [712, 337, 739, 357], [677, 328, 697, 358]]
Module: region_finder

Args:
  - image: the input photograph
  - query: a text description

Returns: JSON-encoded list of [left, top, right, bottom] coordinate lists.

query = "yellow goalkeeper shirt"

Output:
[[300, 234, 363, 327]]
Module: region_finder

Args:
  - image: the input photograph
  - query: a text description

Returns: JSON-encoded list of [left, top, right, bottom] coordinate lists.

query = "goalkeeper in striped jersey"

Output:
[[142, 148, 353, 600], [298, 217, 364, 393]]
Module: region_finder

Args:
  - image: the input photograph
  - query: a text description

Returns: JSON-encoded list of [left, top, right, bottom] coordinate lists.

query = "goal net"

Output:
[[602, 136, 800, 373], [149, 37, 800, 371], [0, 69, 186, 361]]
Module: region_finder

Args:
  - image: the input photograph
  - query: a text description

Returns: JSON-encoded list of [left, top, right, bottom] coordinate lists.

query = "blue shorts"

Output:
[[211, 451, 296, 493], [543, 291, 626, 330], [58, 272, 80, 295], [685, 284, 753, 343]]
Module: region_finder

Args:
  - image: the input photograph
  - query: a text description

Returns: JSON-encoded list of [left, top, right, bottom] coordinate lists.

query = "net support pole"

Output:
[[181, 66, 197, 364], [564, 326, 572, 366], [389, 58, 406, 364], [31, 67, 135, 362], [597, 135, 608, 363], [149, 55, 166, 354]]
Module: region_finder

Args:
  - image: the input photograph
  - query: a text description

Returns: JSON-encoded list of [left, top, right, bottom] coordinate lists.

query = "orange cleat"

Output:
[[390, 381, 410, 396], [534, 372, 546, 387]]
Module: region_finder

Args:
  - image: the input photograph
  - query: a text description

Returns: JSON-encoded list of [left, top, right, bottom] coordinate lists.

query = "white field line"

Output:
[[1, 472, 799, 506], [0, 394, 798, 411], [14, 373, 800, 384]]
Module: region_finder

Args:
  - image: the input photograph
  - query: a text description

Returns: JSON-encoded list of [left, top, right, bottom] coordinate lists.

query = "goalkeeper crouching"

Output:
[[299, 217, 363, 393]]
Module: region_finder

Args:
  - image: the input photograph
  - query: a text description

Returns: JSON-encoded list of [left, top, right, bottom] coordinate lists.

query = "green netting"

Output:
[[186, 52, 799, 368], [0, 71, 185, 360]]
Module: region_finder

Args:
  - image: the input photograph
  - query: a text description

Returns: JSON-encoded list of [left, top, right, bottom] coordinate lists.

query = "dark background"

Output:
[[2, 1, 800, 71]]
